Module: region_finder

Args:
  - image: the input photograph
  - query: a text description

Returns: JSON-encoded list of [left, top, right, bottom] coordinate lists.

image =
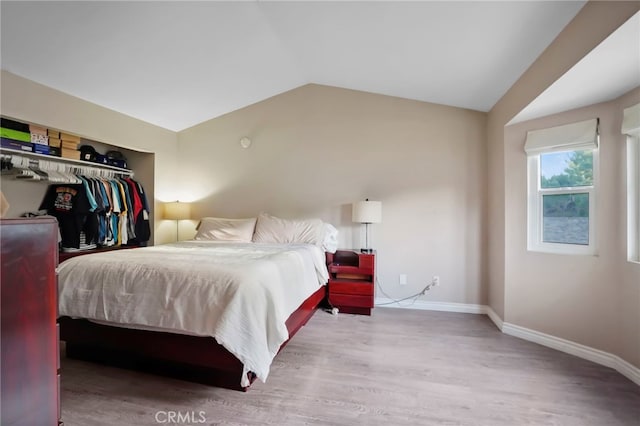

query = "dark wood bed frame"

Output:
[[59, 285, 326, 391]]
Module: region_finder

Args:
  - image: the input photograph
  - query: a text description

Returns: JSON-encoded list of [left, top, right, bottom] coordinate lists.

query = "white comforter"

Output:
[[57, 241, 329, 387]]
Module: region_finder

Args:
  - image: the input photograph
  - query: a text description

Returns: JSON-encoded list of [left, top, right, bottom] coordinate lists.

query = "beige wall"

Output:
[[488, 1, 640, 368], [614, 88, 640, 368], [487, 109, 506, 318], [504, 89, 640, 366], [178, 84, 488, 305], [0, 71, 179, 244], [487, 1, 639, 321]]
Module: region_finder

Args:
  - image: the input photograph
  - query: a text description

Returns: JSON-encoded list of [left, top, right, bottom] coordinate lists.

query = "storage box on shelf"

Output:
[[326, 249, 375, 316], [0, 117, 131, 171]]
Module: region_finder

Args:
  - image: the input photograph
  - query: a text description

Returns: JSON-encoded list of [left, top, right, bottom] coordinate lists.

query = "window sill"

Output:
[[527, 243, 597, 256]]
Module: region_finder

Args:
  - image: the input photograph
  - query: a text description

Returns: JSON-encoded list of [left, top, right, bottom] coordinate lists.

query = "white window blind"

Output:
[[524, 118, 598, 155]]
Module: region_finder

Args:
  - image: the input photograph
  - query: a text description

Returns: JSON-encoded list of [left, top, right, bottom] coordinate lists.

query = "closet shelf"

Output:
[[0, 147, 133, 176]]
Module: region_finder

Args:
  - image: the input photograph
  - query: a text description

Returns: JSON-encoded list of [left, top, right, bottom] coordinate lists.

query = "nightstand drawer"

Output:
[[358, 255, 374, 269], [329, 293, 374, 308], [330, 281, 373, 296]]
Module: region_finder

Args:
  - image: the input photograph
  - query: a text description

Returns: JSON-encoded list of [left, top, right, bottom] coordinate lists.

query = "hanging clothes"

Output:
[[40, 175, 151, 250], [124, 177, 151, 246], [117, 177, 136, 242], [39, 184, 94, 249]]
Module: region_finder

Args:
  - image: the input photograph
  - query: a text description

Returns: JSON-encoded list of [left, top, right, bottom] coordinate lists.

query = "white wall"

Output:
[[177, 84, 488, 305]]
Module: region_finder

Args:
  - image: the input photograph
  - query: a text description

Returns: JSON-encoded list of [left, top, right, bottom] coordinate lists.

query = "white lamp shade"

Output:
[[164, 202, 191, 220], [352, 200, 382, 224]]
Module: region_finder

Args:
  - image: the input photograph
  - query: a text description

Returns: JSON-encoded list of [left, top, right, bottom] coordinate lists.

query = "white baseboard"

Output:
[[485, 306, 504, 330], [616, 355, 640, 386], [375, 297, 486, 314], [377, 299, 639, 386], [501, 322, 640, 386]]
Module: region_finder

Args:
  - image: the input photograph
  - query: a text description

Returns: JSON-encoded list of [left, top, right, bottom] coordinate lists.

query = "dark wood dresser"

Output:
[[1, 217, 62, 426]]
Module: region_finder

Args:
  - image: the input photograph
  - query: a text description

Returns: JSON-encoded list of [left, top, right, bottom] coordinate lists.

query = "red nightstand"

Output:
[[326, 249, 375, 315]]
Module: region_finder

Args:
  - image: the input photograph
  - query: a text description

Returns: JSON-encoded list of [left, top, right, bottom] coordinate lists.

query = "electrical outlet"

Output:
[[433, 275, 440, 286], [399, 274, 407, 285]]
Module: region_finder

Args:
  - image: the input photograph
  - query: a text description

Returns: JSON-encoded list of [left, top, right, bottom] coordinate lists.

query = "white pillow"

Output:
[[322, 223, 338, 253], [194, 217, 257, 242], [252, 212, 324, 246]]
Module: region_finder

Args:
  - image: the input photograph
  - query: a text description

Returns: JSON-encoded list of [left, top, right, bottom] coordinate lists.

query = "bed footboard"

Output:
[[59, 285, 326, 391]]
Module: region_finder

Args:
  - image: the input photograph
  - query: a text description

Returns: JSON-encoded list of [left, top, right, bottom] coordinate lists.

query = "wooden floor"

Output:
[[61, 308, 640, 426]]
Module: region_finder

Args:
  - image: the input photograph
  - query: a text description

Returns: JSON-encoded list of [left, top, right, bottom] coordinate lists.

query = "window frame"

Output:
[[527, 148, 598, 255], [627, 134, 640, 263]]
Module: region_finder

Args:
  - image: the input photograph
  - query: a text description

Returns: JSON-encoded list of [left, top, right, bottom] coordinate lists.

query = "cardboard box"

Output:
[[1, 137, 34, 152], [31, 133, 49, 145], [61, 148, 80, 160], [47, 129, 60, 138], [59, 133, 81, 143], [0, 127, 31, 143], [33, 144, 51, 155], [61, 140, 79, 150], [48, 137, 61, 148], [29, 125, 47, 135], [0, 118, 29, 133]]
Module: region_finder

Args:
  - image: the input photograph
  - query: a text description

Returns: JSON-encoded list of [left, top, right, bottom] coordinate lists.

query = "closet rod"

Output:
[[0, 147, 133, 176]]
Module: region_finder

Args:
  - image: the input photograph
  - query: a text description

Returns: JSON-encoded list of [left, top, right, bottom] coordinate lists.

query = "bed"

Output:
[[57, 236, 331, 391]]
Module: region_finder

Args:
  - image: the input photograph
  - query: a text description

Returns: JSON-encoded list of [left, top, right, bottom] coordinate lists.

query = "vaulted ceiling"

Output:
[[3, 1, 625, 132]]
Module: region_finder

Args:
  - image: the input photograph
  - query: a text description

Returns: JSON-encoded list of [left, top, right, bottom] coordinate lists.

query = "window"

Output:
[[525, 119, 598, 255], [622, 103, 640, 263], [628, 137, 640, 262]]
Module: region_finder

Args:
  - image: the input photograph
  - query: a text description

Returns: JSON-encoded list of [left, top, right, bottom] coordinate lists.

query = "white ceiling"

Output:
[[511, 11, 640, 125], [0, 1, 592, 132]]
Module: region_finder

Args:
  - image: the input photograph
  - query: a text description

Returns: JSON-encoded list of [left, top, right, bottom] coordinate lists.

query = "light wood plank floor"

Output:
[[61, 308, 640, 425]]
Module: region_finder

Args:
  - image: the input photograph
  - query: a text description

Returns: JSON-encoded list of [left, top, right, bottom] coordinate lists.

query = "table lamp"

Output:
[[164, 201, 191, 241], [352, 199, 382, 253]]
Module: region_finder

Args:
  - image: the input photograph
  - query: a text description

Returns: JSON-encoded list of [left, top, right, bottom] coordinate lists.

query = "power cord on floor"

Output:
[[322, 299, 340, 316], [375, 275, 439, 307]]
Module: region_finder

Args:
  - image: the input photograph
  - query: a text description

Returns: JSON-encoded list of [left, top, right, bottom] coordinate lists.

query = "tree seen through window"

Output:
[[540, 150, 593, 218], [540, 150, 594, 245]]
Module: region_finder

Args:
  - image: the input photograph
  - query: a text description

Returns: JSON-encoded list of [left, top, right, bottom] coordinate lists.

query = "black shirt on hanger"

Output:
[[39, 184, 94, 249]]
